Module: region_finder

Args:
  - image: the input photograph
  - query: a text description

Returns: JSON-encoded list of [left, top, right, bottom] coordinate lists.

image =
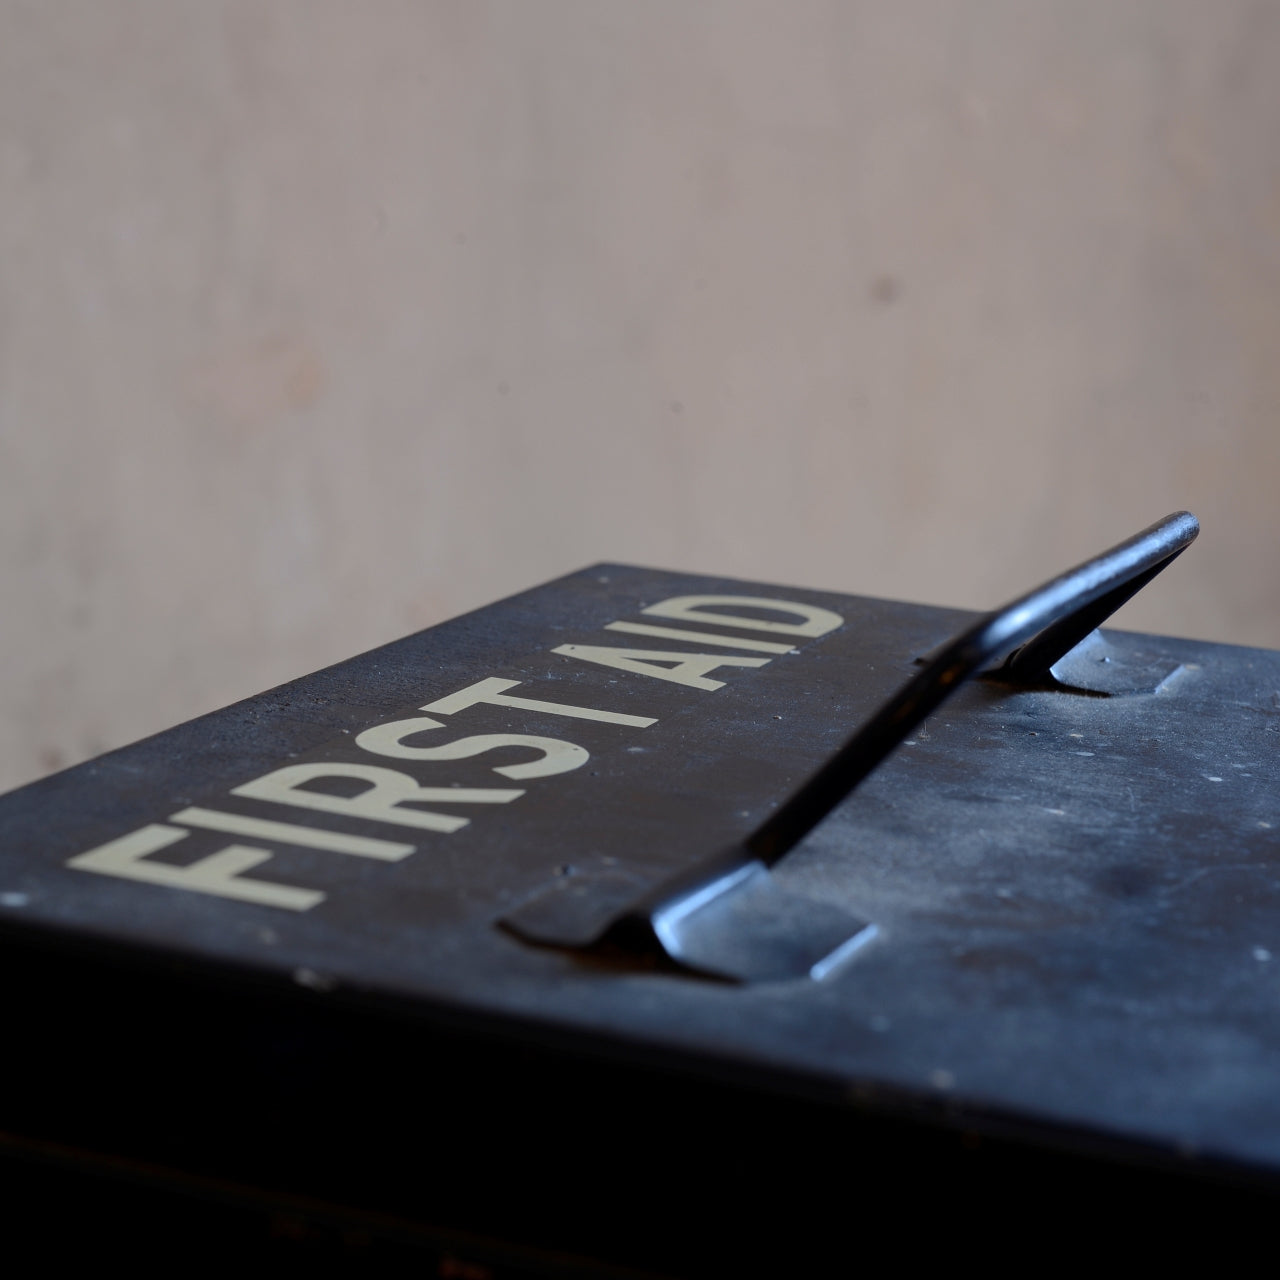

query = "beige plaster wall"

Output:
[[3, 1, 1279, 793]]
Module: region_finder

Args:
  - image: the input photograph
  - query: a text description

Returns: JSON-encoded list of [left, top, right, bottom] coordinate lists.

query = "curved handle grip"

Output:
[[501, 512, 1199, 980], [746, 510, 1199, 864]]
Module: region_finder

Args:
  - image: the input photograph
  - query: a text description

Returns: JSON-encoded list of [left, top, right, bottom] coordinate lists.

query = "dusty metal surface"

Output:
[[1, 559, 1279, 1264]]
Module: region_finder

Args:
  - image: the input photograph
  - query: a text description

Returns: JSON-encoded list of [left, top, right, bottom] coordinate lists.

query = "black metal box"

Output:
[[2, 516, 1278, 1271]]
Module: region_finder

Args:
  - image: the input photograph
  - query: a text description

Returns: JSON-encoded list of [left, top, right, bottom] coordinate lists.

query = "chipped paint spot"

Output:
[[294, 967, 335, 991]]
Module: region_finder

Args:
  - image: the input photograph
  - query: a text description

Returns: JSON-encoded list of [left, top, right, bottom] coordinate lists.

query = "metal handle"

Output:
[[502, 511, 1199, 981]]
